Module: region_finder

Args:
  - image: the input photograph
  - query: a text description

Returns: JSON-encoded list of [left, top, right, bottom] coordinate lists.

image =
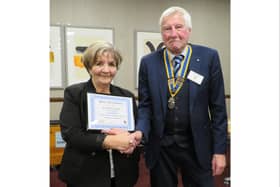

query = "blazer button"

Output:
[[91, 152, 96, 156]]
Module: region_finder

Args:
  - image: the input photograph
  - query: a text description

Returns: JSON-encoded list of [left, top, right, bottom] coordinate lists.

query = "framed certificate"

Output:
[[87, 93, 135, 131]]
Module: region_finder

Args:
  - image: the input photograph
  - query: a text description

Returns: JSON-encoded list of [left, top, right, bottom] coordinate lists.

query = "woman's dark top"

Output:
[[58, 80, 140, 187]]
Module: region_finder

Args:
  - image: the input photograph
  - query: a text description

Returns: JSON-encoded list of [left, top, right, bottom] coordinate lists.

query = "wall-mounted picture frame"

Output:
[[50, 25, 64, 88], [135, 31, 164, 88], [65, 26, 114, 86]]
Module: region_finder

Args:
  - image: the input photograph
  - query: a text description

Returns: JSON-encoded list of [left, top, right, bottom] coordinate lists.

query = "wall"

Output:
[[50, 0, 230, 120]]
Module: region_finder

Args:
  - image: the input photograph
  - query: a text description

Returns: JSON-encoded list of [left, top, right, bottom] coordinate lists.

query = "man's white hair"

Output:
[[159, 6, 192, 29]]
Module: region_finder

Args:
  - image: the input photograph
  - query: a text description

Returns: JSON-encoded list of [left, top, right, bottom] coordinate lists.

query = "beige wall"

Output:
[[50, 0, 230, 120]]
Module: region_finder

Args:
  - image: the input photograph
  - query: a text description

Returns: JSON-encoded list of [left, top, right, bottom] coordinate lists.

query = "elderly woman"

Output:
[[59, 41, 140, 187]]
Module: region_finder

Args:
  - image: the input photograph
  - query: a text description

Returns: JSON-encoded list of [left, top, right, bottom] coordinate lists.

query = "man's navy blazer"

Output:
[[136, 44, 228, 169]]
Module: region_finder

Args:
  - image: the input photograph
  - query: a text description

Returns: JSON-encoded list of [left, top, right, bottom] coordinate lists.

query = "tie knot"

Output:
[[173, 55, 183, 65]]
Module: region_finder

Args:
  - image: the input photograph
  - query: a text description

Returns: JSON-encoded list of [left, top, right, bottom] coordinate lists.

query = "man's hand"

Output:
[[212, 154, 226, 176], [131, 131, 143, 146], [102, 129, 143, 154], [103, 131, 134, 151], [120, 131, 143, 154]]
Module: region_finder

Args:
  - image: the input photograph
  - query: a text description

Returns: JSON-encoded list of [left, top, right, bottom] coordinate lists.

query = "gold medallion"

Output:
[[168, 97, 175, 109], [176, 77, 184, 83]]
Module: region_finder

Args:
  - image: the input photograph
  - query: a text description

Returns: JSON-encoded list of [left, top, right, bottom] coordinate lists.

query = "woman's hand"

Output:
[[102, 129, 143, 154], [102, 131, 135, 151], [102, 128, 127, 135]]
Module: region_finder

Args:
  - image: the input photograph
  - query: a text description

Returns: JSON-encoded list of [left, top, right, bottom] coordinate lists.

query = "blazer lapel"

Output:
[[188, 49, 202, 113], [157, 49, 168, 116]]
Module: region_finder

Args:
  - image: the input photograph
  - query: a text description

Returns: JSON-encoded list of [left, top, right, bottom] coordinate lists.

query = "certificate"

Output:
[[87, 93, 135, 130]]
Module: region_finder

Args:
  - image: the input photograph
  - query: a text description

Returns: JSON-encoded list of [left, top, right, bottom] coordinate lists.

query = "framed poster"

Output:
[[65, 27, 114, 86], [50, 26, 63, 88], [135, 31, 164, 87]]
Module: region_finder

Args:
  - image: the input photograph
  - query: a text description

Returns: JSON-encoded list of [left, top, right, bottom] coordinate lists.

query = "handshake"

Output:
[[101, 129, 143, 154]]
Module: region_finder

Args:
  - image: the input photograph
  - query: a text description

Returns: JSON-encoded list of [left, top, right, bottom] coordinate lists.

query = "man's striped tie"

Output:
[[173, 55, 183, 79]]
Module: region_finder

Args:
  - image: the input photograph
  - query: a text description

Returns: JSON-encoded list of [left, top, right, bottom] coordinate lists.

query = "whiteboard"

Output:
[[135, 31, 164, 88], [50, 26, 63, 88], [65, 27, 113, 86]]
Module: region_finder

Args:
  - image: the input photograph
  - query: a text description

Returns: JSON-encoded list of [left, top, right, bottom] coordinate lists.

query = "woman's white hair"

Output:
[[159, 6, 192, 29]]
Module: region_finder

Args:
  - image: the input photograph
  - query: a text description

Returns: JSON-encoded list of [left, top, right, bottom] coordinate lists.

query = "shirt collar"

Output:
[[167, 45, 188, 61]]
